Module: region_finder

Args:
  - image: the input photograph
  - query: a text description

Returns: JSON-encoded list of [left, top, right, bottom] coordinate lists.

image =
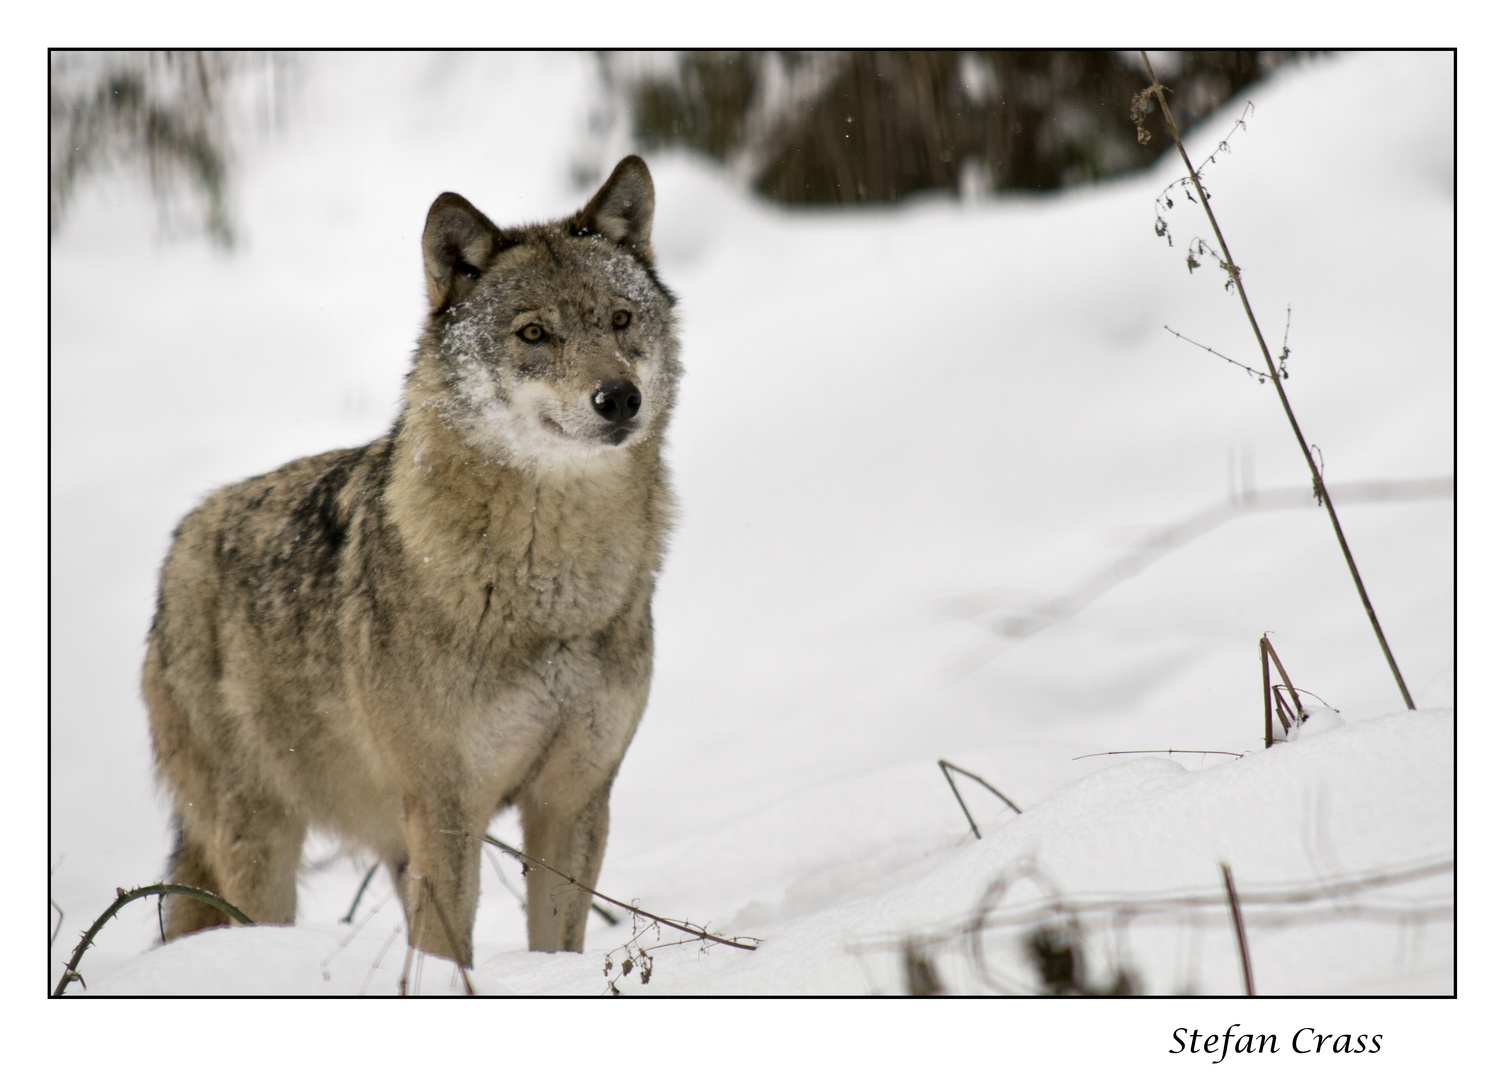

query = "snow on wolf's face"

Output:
[[435, 232, 679, 471]]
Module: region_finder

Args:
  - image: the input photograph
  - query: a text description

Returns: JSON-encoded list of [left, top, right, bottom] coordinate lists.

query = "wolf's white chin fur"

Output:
[[454, 385, 649, 474]]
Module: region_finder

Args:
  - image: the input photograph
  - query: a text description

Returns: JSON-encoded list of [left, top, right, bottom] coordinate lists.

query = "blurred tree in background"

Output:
[[601, 50, 1310, 203], [50, 51, 1311, 247], [50, 51, 291, 246]]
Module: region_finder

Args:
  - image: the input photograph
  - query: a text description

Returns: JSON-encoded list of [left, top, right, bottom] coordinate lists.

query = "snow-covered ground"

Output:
[[50, 49, 1454, 1020]]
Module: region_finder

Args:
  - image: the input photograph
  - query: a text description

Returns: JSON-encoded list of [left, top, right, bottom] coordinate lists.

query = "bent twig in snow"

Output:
[[939, 759, 1022, 839], [53, 883, 253, 997]]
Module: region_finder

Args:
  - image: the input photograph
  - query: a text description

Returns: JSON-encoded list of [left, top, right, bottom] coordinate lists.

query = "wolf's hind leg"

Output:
[[163, 818, 232, 938]]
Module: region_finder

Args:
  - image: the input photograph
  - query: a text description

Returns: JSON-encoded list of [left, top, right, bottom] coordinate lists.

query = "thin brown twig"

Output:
[[1139, 50, 1415, 711], [1280, 303, 1294, 368], [480, 836, 619, 926], [1220, 861, 1255, 995], [478, 834, 759, 951], [1072, 749, 1244, 761], [1288, 686, 1340, 711], [1155, 100, 1256, 211], [1164, 325, 1273, 382], [1262, 634, 1275, 747]]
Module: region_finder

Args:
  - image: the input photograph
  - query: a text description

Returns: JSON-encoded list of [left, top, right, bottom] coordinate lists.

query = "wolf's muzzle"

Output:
[[592, 380, 642, 424]]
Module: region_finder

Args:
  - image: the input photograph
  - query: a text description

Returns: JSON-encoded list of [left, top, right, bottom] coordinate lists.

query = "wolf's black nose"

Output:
[[593, 380, 642, 422]]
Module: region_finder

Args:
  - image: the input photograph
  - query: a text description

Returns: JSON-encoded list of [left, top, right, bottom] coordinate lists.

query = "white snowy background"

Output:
[[41, 45, 1472, 1055]]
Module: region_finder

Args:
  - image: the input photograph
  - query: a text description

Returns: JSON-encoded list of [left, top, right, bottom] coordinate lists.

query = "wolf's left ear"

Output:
[[423, 193, 509, 313], [572, 155, 656, 263]]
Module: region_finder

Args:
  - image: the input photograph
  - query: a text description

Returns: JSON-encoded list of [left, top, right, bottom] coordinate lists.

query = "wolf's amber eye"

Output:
[[518, 324, 545, 343], [612, 310, 632, 330]]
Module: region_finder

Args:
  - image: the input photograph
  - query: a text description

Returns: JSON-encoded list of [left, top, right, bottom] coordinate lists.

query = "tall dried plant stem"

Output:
[[1139, 51, 1414, 711]]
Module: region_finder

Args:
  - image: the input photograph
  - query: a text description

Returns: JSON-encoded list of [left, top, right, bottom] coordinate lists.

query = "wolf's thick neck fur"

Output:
[[386, 377, 670, 645]]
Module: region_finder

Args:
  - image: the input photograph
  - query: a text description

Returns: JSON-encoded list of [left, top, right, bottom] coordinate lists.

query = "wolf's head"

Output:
[[411, 157, 680, 472]]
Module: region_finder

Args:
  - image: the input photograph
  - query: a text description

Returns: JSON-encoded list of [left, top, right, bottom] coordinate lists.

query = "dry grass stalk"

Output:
[[1137, 50, 1415, 711], [1220, 861, 1255, 995], [1261, 634, 1310, 747]]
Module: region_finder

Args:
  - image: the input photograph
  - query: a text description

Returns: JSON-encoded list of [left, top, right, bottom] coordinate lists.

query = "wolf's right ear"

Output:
[[571, 156, 656, 263], [422, 193, 509, 313]]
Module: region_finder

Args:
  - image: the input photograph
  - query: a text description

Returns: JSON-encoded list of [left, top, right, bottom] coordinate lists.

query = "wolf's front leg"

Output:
[[520, 777, 612, 952], [400, 791, 484, 967], [520, 609, 651, 952]]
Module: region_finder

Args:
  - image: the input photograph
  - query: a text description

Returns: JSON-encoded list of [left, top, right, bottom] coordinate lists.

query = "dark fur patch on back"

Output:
[[288, 451, 360, 555], [233, 447, 369, 633]]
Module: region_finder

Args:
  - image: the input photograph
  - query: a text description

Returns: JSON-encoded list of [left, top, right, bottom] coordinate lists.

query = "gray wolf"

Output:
[[143, 156, 680, 965]]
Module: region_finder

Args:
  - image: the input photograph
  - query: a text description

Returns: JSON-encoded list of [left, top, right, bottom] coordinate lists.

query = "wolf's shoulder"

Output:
[[181, 438, 393, 546]]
